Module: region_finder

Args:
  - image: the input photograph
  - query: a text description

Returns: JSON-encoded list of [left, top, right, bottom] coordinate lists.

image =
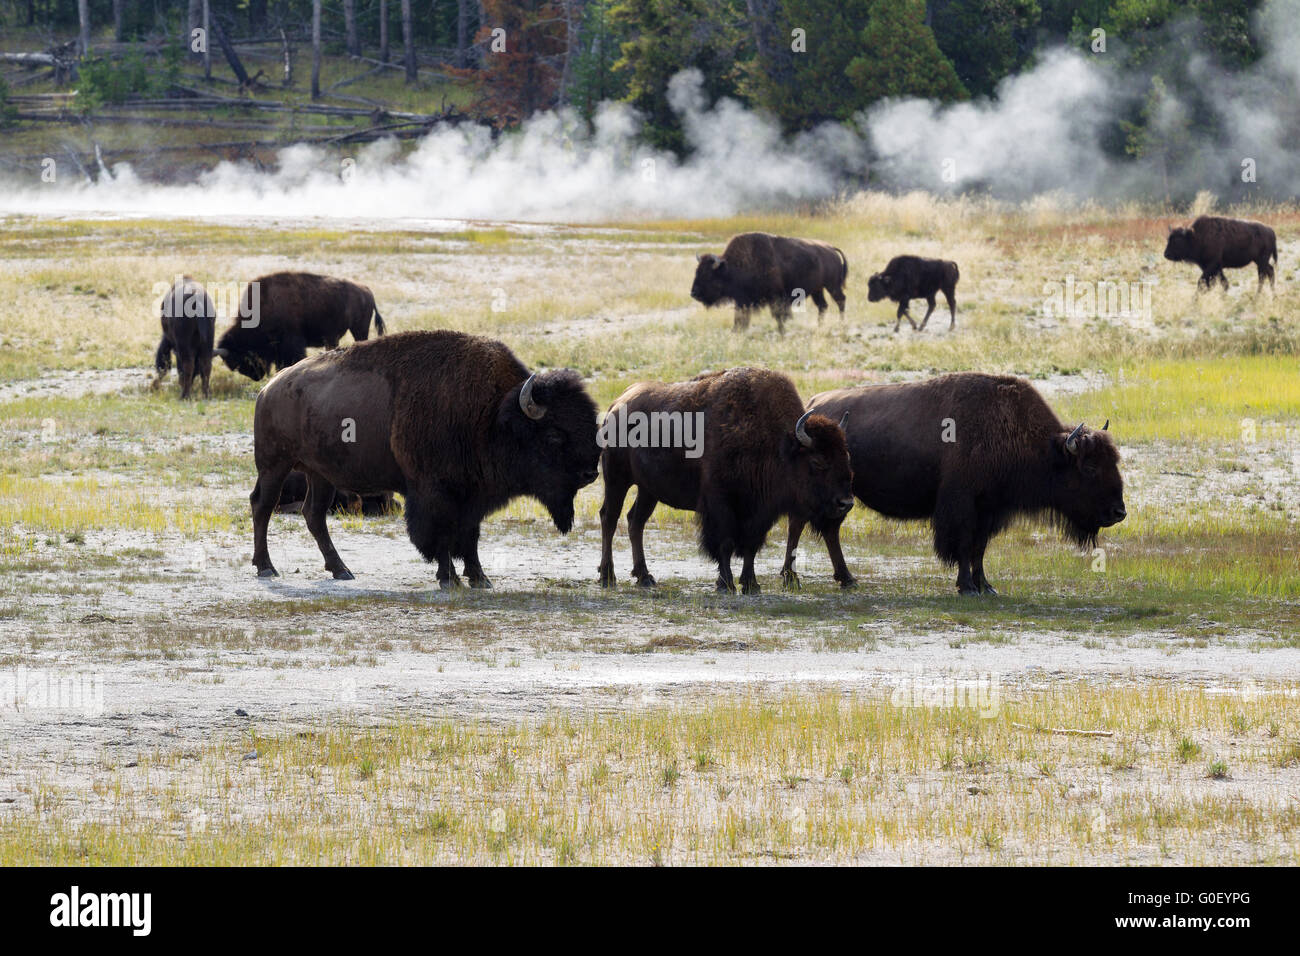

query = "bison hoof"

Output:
[[469, 576, 493, 590], [715, 580, 736, 594], [838, 576, 858, 590], [781, 569, 801, 591], [980, 583, 998, 596], [256, 566, 279, 578], [958, 584, 980, 596], [636, 574, 657, 588], [741, 580, 761, 595], [331, 568, 354, 581]]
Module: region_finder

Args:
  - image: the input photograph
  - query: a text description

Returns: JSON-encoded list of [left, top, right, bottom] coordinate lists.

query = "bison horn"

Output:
[[519, 373, 546, 421], [1102, 419, 1109, 431], [795, 410, 815, 449], [837, 411, 849, 432], [1065, 422, 1086, 455]]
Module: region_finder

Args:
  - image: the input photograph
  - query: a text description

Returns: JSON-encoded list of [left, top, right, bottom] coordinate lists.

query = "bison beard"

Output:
[[597, 368, 854, 594], [153, 276, 216, 400], [781, 373, 1127, 595], [690, 233, 848, 334], [249, 330, 600, 588], [215, 271, 385, 381], [1163, 216, 1277, 292]]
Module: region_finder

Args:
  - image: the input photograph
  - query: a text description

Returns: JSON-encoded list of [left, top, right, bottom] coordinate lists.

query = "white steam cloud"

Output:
[[3, 3, 1299, 223]]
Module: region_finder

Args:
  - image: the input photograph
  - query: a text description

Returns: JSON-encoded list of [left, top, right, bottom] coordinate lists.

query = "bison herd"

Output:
[[144, 213, 1278, 594]]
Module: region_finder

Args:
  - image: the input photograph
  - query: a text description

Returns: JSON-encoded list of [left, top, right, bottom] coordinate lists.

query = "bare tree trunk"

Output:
[[379, 0, 390, 63], [112, 0, 123, 41], [187, 0, 201, 54], [745, 0, 794, 90], [311, 0, 322, 98], [456, 0, 469, 68], [558, 0, 578, 105], [202, 0, 211, 80], [77, 0, 91, 57], [344, 0, 360, 57], [402, 0, 416, 83]]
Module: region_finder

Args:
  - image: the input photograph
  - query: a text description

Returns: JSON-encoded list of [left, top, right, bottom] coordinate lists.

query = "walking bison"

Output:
[[597, 367, 854, 593], [866, 255, 960, 332], [781, 373, 1126, 595], [216, 271, 385, 381], [250, 330, 600, 587], [153, 275, 216, 399], [690, 233, 848, 333], [1163, 216, 1277, 291]]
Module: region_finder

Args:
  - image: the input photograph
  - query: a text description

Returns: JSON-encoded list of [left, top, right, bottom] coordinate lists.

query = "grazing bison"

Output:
[[274, 471, 395, 517], [867, 255, 960, 332], [781, 373, 1126, 595], [250, 330, 599, 587], [153, 276, 216, 399], [690, 233, 848, 334], [215, 271, 385, 381], [597, 367, 854, 593], [1163, 216, 1277, 291]]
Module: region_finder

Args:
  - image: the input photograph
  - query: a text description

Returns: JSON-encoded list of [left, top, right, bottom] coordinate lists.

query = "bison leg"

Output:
[[198, 351, 212, 399], [894, 301, 917, 333], [714, 549, 736, 594], [178, 353, 196, 399], [771, 300, 791, 336], [780, 518, 805, 590], [597, 470, 631, 588], [405, 492, 461, 588], [627, 491, 658, 587], [738, 551, 760, 595], [917, 296, 937, 331], [821, 519, 857, 589], [153, 338, 173, 390], [1257, 259, 1275, 292], [934, 490, 979, 595], [277, 337, 308, 370], [250, 463, 293, 578], [830, 287, 846, 318], [458, 525, 491, 589], [810, 290, 829, 325], [302, 471, 354, 580], [732, 307, 752, 332], [944, 289, 957, 329], [700, 495, 738, 593]]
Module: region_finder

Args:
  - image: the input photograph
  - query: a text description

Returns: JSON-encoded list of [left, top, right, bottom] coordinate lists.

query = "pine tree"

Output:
[[846, 0, 967, 104]]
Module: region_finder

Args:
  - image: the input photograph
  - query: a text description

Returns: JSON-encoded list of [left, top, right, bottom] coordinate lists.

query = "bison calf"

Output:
[[153, 276, 216, 399], [690, 233, 848, 334], [250, 330, 599, 588], [867, 255, 959, 332], [1163, 216, 1277, 292], [782, 373, 1126, 595], [216, 271, 385, 381], [598, 368, 853, 594], [274, 471, 396, 517]]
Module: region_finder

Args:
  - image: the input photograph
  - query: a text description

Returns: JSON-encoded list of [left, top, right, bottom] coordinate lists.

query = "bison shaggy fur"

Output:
[[690, 232, 848, 334], [153, 276, 216, 399]]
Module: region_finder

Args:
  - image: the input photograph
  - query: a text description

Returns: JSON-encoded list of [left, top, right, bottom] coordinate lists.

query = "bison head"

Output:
[[690, 254, 732, 307], [498, 369, 600, 534], [1163, 227, 1196, 262], [214, 326, 271, 381], [1052, 421, 1126, 548], [866, 272, 892, 302], [787, 410, 855, 532]]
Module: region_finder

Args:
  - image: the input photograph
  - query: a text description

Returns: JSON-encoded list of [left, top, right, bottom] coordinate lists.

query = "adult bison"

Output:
[[690, 233, 848, 333], [216, 271, 385, 381], [1163, 216, 1277, 291], [597, 367, 854, 593], [250, 330, 600, 587], [781, 373, 1126, 595], [866, 255, 960, 332], [153, 275, 216, 399]]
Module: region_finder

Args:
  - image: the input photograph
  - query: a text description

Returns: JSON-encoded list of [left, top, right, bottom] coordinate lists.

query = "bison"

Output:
[[597, 367, 854, 594], [690, 233, 848, 334], [780, 373, 1126, 595], [250, 330, 600, 587], [866, 255, 959, 333], [274, 471, 395, 517], [1163, 216, 1277, 291], [215, 271, 385, 381], [153, 275, 216, 399]]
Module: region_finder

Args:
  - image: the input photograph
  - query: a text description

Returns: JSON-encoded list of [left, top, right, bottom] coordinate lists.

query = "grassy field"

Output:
[[0, 191, 1298, 863]]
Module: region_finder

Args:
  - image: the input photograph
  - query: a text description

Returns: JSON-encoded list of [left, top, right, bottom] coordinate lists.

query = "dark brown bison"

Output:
[[250, 330, 600, 587], [781, 373, 1126, 595], [867, 255, 960, 333], [215, 271, 385, 381], [274, 471, 396, 517], [153, 276, 216, 399], [690, 233, 848, 334], [597, 367, 854, 593], [1163, 216, 1277, 291]]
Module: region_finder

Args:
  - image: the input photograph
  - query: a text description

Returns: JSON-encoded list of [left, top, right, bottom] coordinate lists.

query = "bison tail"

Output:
[[373, 307, 386, 336], [154, 338, 173, 374], [836, 246, 849, 284]]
